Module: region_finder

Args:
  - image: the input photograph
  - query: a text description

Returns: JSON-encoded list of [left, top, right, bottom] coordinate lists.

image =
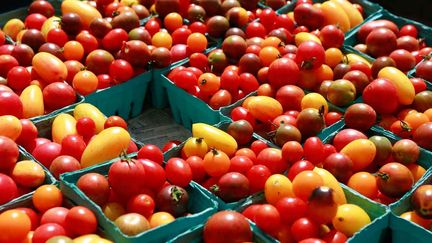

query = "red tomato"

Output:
[[137, 144, 164, 165], [295, 41, 325, 70], [32, 142, 62, 168], [239, 73, 259, 94], [250, 140, 268, 155], [16, 207, 40, 230], [32, 223, 66, 243], [0, 135, 19, 170], [104, 115, 128, 130], [127, 194, 155, 218], [109, 59, 134, 83], [290, 217, 320, 242], [65, 206, 97, 235], [256, 148, 286, 174], [229, 155, 254, 174], [76, 173, 110, 206], [49, 155, 81, 179], [242, 204, 261, 221], [102, 28, 129, 53], [0, 173, 18, 204], [231, 107, 256, 127], [322, 229, 348, 243], [137, 159, 166, 192], [287, 160, 315, 181], [7, 66, 31, 91], [108, 157, 147, 200], [303, 137, 325, 165], [185, 156, 206, 183], [165, 158, 193, 187], [203, 211, 252, 243], [76, 32, 98, 55], [60, 135, 86, 161], [254, 204, 281, 236], [220, 69, 240, 94], [162, 140, 181, 153], [47, 28, 68, 47], [247, 165, 272, 193], [40, 207, 69, 229], [281, 141, 304, 165], [76, 117, 96, 140], [276, 197, 308, 224]]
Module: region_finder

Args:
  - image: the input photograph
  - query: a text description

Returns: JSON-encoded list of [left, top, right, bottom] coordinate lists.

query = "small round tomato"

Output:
[[33, 185, 63, 212], [165, 158, 193, 187], [0, 209, 31, 243], [127, 194, 155, 218], [65, 206, 97, 235], [203, 149, 230, 177], [287, 160, 315, 181], [187, 33, 207, 53], [137, 144, 164, 165], [32, 223, 66, 243], [254, 204, 281, 236], [247, 165, 272, 193], [63, 41, 84, 61], [292, 171, 324, 201], [76, 117, 96, 139], [290, 217, 320, 242], [164, 12, 183, 33], [186, 156, 206, 183], [347, 172, 378, 199], [109, 59, 134, 84], [265, 174, 294, 205], [182, 137, 208, 158]]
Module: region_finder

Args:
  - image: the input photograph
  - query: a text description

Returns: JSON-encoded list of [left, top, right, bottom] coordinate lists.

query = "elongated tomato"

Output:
[[41, 16, 60, 38], [20, 85, 44, 118], [52, 113, 77, 144], [73, 103, 107, 133], [321, 1, 351, 32], [0, 115, 22, 141], [80, 127, 131, 168], [313, 167, 347, 205], [32, 53, 67, 84], [340, 139, 376, 172], [192, 123, 238, 156], [245, 96, 283, 123], [330, 0, 363, 28], [378, 67, 415, 105], [61, 0, 102, 28]]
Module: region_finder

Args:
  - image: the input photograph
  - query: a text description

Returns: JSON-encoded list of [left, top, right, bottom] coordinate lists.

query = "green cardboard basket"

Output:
[[344, 10, 432, 58], [60, 158, 218, 243], [166, 216, 278, 243], [389, 169, 432, 243], [163, 120, 277, 210], [0, 147, 57, 210], [321, 120, 432, 208], [236, 183, 390, 243], [277, 0, 383, 24], [85, 71, 152, 120]]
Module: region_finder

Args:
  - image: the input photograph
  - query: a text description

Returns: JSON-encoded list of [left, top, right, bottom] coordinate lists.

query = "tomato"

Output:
[[152, 32, 173, 49], [72, 70, 98, 95], [183, 156, 205, 183], [127, 194, 155, 219], [320, 25, 344, 49], [268, 58, 300, 89], [245, 22, 266, 38], [411, 185, 432, 219], [230, 107, 256, 127], [239, 73, 259, 94], [256, 148, 286, 174], [322, 230, 348, 243], [347, 172, 378, 199], [136, 159, 166, 192], [0, 173, 18, 204], [33, 185, 63, 212], [246, 165, 271, 193], [189, 52, 209, 72], [203, 149, 230, 177], [108, 157, 147, 200], [227, 155, 253, 174], [76, 32, 98, 55], [136, 144, 163, 165], [254, 204, 281, 236], [64, 206, 97, 236], [400, 24, 418, 37], [290, 217, 320, 242], [7, 66, 31, 91], [405, 112, 429, 131], [287, 160, 315, 181], [295, 41, 325, 70], [63, 41, 84, 61], [162, 140, 181, 153], [75, 117, 95, 141], [109, 59, 134, 84], [215, 172, 250, 202], [172, 27, 191, 45], [156, 185, 189, 217], [40, 207, 68, 229], [416, 59, 432, 82], [190, 21, 207, 34], [259, 8, 277, 27], [389, 49, 416, 72], [259, 46, 280, 67], [204, 211, 252, 243], [0, 209, 31, 243], [292, 171, 324, 201], [276, 197, 308, 225], [198, 73, 220, 96], [76, 172, 110, 206], [265, 174, 294, 204], [144, 19, 161, 36], [187, 33, 207, 53], [164, 12, 183, 33], [392, 139, 419, 165], [33, 223, 66, 243], [303, 137, 325, 165], [46, 28, 68, 47], [165, 158, 192, 187], [332, 128, 367, 151], [0, 135, 19, 170], [102, 28, 128, 52], [376, 162, 414, 198], [59, 135, 85, 161], [171, 70, 197, 91]]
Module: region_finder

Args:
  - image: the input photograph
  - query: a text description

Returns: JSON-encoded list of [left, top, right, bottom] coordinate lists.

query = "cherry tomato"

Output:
[[292, 171, 324, 201], [65, 206, 97, 235], [47, 28, 68, 47], [185, 156, 206, 183], [127, 194, 155, 218], [203, 149, 230, 177], [282, 141, 304, 165], [165, 157, 193, 187], [137, 144, 164, 164], [247, 165, 272, 193], [33, 185, 63, 212], [32, 223, 66, 243], [276, 197, 308, 224], [254, 204, 281, 236], [250, 140, 268, 156], [0, 209, 31, 242], [347, 172, 378, 199], [63, 41, 84, 61], [164, 13, 183, 33], [109, 59, 134, 83], [76, 117, 96, 140], [290, 217, 320, 242], [187, 33, 207, 53]]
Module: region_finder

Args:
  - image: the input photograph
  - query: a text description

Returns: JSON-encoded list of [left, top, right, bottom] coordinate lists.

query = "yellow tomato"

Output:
[[333, 204, 371, 236], [341, 139, 376, 171], [378, 67, 415, 105], [103, 202, 126, 221], [149, 212, 175, 228], [32, 52, 68, 84], [301, 92, 329, 114], [182, 137, 209, 158], [245, 96, 283, 123], [192, 123, 237, 156], [152, 32, 173, 49], [264, 174, 294, 205]]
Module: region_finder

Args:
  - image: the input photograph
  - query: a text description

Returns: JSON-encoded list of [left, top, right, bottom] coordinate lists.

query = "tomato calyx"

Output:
[[170, 185, 185, 202], [194, 137, 204, 144], [300, 57, 317, 70], [400, 120, 412, 132], [118, 150, 135, 164], [209, 184, 219, 194], [210, 147, 219, 156], [373, 172, 390, 181]]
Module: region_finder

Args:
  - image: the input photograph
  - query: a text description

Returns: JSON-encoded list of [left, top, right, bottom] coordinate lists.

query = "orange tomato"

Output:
[[0, 115, 22, 141], [32, 185, 63, 212], [63, 41, 84, 61], [164, 12, 183, 32], [187, 33, 207, 53], [152, 32, 173, 49], [103, 202, 126, 221], [257, 83, 274, 97], [72, 70, 98, 96], [149, 212, 175, 228], [259, 46, 280, 66], [340, 139, 376, 171], [424, 108, 432, 121], [397, 108, 417, 120], [292, 171, 324, 201], [198, 73, 220, 96], [406, 164, 426, 183], [325, 48, 343, 68], [0, 209, 31, 243], [264, 174, 294, 205], [32, 52, 67, 84], [404, 112, 429, 131], [235, 148, 257, 162], [262, 36, 283, 48], [203, 149, 230, 177], [400, 211, 432, 229], [347, 172, 378, 199]]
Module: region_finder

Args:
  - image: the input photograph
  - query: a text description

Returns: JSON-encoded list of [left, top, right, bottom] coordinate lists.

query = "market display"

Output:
[[1, 0, 432, 242]]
